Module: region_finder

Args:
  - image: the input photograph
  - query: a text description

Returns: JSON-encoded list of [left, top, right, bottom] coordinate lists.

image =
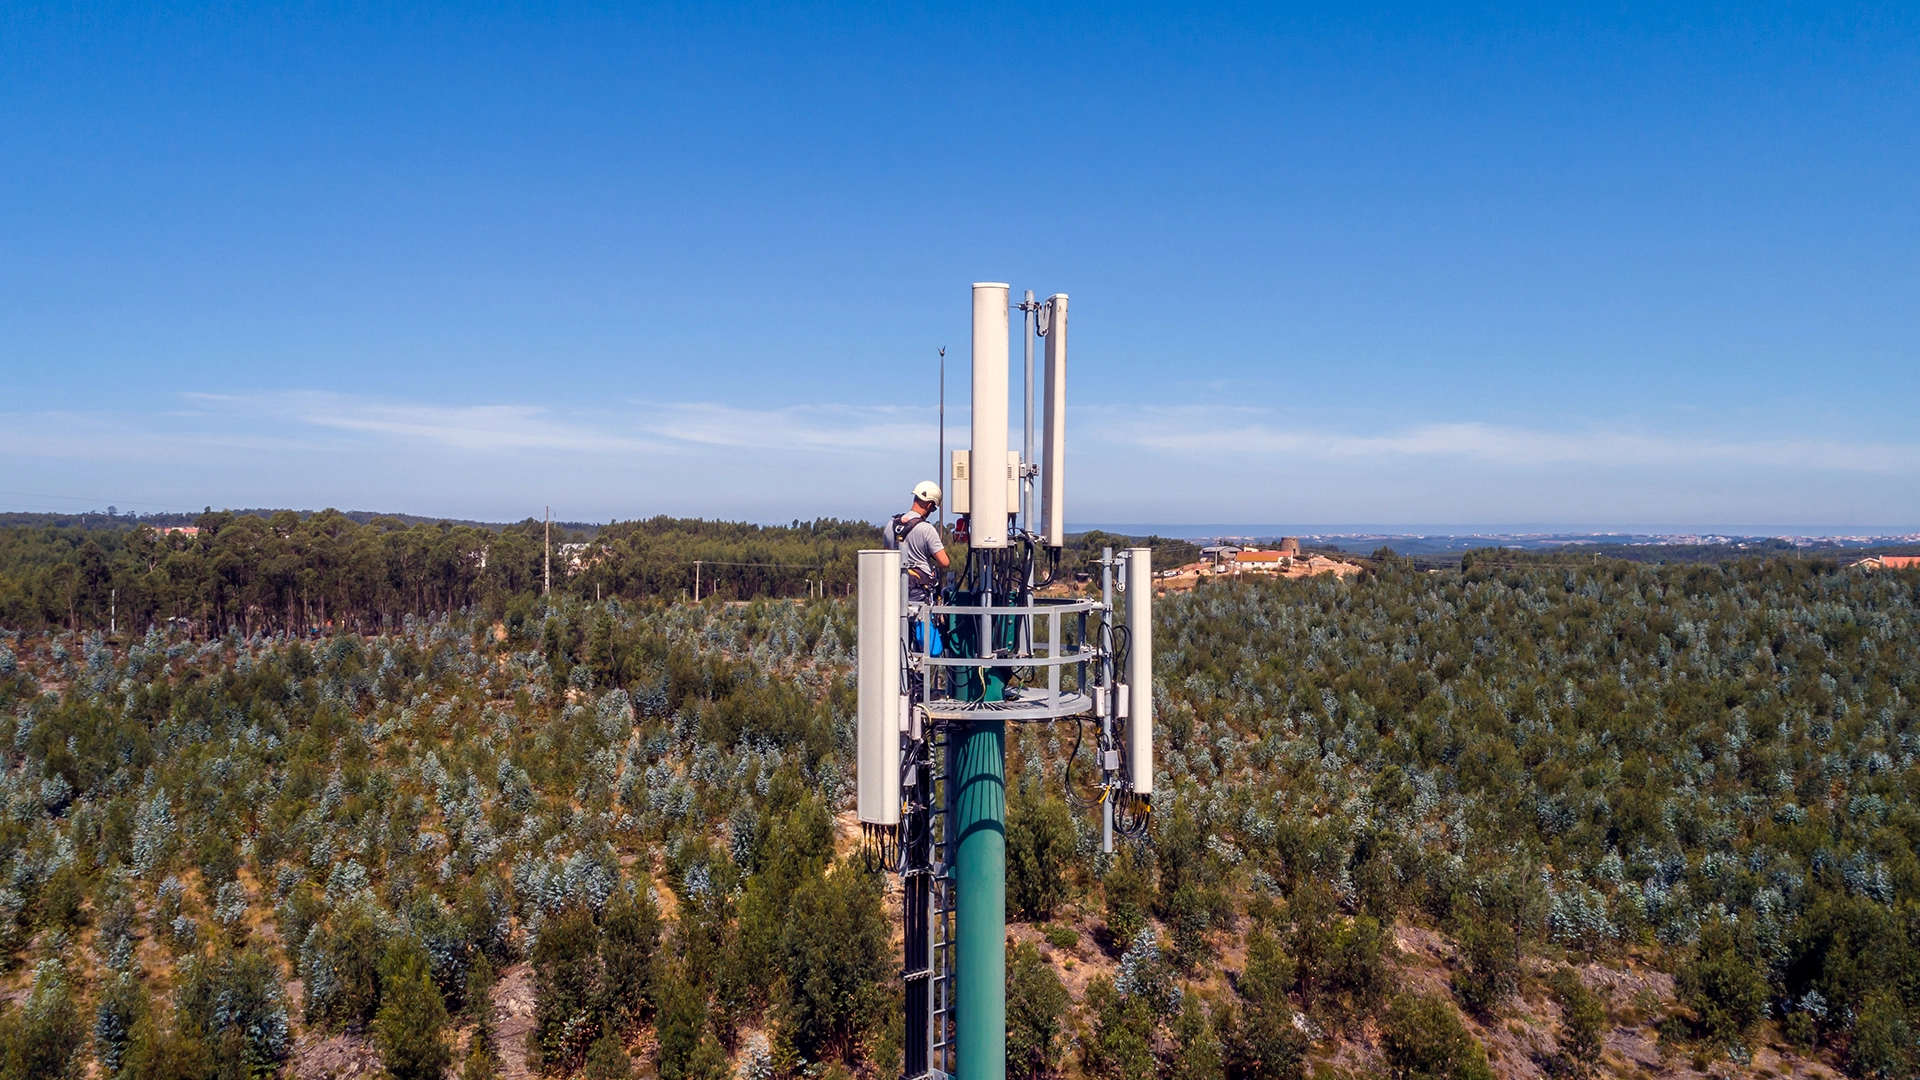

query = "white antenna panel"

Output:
[[1039, 294, 1067, 548], [1125, 547, 1153, 798], [856, 549, 902, 825], [950, 451, 971, 515]]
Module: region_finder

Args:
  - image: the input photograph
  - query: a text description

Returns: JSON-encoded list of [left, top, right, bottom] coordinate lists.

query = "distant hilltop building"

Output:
[[1159, 537, 1357, 590], [1202, 537, 1301, 570], [1200, 544, 1241, 564], [1234, 550, 1287, 569], [1854, 555, 1920, 572], [157, 526, 199, 536]]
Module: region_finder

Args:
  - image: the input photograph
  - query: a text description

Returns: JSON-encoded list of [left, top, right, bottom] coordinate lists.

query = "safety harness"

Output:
[[888, 511, 942, 594]]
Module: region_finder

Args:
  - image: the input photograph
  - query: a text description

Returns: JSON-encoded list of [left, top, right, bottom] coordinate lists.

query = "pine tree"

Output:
[[1226, 927, 1306, 1080], [684, 1033, 733, 1080], [115, 1012, 212, 1080], [459, 1037, 498, 1080], [1381, 994, 1493, 1080], [1084, 976, 1155, 1080], [1007, 942, 1069, 1080], [1102, 848, 1153, 954], [1171, 996, 1225, 1080], [778, 863, 890, 1063], [1451, 917, 1518, 1018], [601, 884, 661, 1031], [0, 959, 83, 1080], [1550, 969, 1605, 1075], [736, 795, 835, 1000], [465, 951, 498, 1024], [373, 941, 452, 1080], [92, 972, 149, 1076], [584, 1031, 636, 1079], [529, 906, 605, 1072], [656, 970, 710, 1080], [1008, 782, 1074, 921]]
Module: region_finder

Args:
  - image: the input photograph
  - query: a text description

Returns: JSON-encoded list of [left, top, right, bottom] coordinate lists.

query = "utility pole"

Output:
[[110, 588, 117, 637], [937, 347, 946, 529], [543, 508, 551, 597], [694, 560, 702, 602]]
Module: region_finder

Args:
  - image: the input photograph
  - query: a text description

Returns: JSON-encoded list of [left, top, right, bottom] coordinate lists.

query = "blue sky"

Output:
[[3, 3, 1917, 529]]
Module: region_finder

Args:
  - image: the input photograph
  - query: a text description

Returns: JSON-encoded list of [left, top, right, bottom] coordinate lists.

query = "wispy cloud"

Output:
[[635, 402, 938, 453], [182, 392, 669, 454], [13, 394, 1919, 475], [165, 392, 937, 457], [5, 392, 1916, 524], [1088, 406, 1920, 473]]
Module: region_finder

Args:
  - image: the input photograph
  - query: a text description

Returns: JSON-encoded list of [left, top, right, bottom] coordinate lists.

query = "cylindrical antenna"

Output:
[[970, 283, 1010, 548]]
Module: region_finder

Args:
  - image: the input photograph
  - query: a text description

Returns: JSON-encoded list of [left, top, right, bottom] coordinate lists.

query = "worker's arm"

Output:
[[934, 547, 951, 570]]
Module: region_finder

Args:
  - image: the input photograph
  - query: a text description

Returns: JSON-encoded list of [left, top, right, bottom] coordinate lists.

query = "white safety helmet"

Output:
[[912, 481, 942, 506]]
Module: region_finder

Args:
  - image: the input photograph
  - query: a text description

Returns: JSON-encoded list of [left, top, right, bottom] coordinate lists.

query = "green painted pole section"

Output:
[[953, 717, 1006, 1080]]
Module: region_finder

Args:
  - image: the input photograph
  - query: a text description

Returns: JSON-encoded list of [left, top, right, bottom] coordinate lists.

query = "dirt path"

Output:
[[492, 962, 538, 1080], [291, 1029, 380, 1080]]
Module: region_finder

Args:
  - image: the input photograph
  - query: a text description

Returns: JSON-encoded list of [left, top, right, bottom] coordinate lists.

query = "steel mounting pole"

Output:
[[1101, 546, 1115, 855], [1023, 290, 1035, 534]]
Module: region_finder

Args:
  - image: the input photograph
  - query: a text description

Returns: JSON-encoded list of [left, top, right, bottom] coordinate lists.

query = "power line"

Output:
[[679, 560, 830, 571]]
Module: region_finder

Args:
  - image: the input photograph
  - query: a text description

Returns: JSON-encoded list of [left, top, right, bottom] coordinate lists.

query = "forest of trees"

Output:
[[0, 543, 1917, 1080], [0, 513, 882, 637], [0, 513, 1200, 640]]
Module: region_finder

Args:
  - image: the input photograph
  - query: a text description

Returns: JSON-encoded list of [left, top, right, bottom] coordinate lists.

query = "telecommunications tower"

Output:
[[858, 284, 1155, 1080]]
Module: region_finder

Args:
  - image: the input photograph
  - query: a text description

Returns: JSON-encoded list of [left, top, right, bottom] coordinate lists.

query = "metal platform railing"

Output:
[[906, 594, 1107, 724]]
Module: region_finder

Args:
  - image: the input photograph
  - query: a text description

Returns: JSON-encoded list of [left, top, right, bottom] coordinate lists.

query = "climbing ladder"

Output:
[[929, 724, 955, 1080], [902, 722, 956, 1080]]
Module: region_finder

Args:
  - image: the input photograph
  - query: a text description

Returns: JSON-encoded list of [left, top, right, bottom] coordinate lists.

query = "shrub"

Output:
[[0, 959, 84, 1080], [1450, 917, 1518, 1018], [584, 1031, 635, 1079], [372, 941, 451, 1080], [1085, 976, 1156, 1080], [92, 972, 148, 1075], [1008, 941, 1070, 1080], [1675, 920, 1767, 1055], [778, 862, 890, 1063], [1103, 848, 1153, 954], [1381, 993, 1494, 1080], [1226, 927, 1307, 1080], [601, 884, 661, 1031], [1550, 968, 1604, 1074], [1008, 783, 1075, 922], [528, 906, 604, 1072], [1170, 995, 1226, 1080], [1849, 992, 1916, 1080]]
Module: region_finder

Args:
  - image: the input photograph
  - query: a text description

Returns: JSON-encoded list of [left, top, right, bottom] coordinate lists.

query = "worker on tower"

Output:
[[888, 481, 951, 604]]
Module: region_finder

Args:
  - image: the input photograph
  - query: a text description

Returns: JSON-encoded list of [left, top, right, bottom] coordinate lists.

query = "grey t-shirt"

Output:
[[891, 513, 945, 599]]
